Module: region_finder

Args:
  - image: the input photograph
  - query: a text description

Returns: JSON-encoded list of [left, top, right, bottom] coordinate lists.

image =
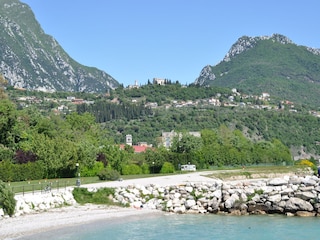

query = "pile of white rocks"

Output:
[[0, 189, 76, 218], [111, 175, 320, 217], [2, 174, 320, 218]]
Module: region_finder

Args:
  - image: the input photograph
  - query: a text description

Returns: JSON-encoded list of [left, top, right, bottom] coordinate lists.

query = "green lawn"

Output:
[[7, 165, 311, 194]]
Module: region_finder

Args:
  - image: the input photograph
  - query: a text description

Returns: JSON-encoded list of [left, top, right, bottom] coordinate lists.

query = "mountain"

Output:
[[0, 0, 119, 93], [195, 34, 320, 108]]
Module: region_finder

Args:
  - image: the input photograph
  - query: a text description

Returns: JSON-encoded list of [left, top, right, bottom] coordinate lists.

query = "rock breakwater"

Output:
[[3, 175, 320, 218], [0, 189, 76, 218], [111, 175, 320, 217]]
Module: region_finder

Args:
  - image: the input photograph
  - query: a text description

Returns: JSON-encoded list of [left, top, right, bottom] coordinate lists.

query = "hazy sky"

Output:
[[21, 0, 320, 87]]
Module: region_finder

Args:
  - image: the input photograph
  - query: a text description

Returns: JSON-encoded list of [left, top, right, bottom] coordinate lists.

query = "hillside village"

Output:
[[11, 78, 319, 116], [6, 78, 320, 157]]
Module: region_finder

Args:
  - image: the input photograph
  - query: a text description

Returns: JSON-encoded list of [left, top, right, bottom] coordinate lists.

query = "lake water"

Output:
[[18, 213, 320, 240]]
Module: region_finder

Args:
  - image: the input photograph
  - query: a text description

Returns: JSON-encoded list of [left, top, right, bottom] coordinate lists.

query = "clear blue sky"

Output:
[[21, 0, 320, 87]]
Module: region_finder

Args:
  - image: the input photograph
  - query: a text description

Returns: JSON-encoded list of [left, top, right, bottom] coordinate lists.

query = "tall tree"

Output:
[[0, 100, 16, 147], [0, 75, 8, 100]]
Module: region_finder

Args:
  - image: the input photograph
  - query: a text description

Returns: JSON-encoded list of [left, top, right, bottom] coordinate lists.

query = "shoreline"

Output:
[[0, 204, 161, 240], [0, 172, 212, 240], [1, 171, 318, 239]]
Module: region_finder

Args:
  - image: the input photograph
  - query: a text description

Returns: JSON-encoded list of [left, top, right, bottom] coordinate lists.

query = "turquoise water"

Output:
[[19, 214, 320, 240]]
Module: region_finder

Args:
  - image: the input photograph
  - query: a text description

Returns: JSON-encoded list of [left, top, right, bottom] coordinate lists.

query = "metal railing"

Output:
[[10, 180, 73, 196]]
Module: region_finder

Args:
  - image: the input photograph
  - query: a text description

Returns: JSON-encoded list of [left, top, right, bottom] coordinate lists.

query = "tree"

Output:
[[0, 180, 16, 216], [160, 162, 175, 173], [0, 99, 17, 147], [0, 74, 8, 99], [170, 132, 202, 154], [66, 112, 95, 132]]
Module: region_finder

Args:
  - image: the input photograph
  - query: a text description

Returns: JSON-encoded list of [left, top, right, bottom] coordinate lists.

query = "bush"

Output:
[[160, 162, 175, 174], [121, 164, 142, 175], [15, 161, 45, 181], [0, 145, 13, 161], [81, 162, 104, 177], [295, 159, 315, 168], [97, 168, 120, 181], [72, 187, 116, 205], [141, 163, 150, 174], [0, 160, 44, 181], [0, 160, 14, 182], [0, 180, 16, 216]]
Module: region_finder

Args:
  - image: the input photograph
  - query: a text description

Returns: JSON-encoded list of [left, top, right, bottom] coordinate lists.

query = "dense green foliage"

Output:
[[144, 129, 293, 171], [0, 180, 16, 216], [77, 84, 231, 123], [113, 83, 232, 104], [77, 101, 153, 122], [97, 101, 320, 156], [1, 82, 318, 183], [0, 160, 44, 182], [0, 97, 133, 180]]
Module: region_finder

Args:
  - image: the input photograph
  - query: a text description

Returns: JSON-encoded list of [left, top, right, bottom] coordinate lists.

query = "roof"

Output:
[[119, 144, 149, 153]]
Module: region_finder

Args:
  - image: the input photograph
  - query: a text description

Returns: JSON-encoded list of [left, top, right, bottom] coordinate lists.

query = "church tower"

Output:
[[126, 134, 132, 146]]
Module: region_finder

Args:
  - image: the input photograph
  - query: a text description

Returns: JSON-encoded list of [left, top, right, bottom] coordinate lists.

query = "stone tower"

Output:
[[126, 134, 132, 146]]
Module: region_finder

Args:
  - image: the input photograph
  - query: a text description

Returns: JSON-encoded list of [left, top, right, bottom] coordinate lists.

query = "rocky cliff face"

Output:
[[223, 34, 293, 62], [0, 0, 119, 93]]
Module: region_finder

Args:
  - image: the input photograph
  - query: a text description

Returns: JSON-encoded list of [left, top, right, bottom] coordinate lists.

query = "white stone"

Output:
[[185, 186, 193, 193], [212, 189, 221, 199], [268, 194, 282, 203], [185, 199, 196, 209], [268, 178, 288, 186], [173, 205, 186, 214], [225, 194, 239, 209], [0, 208, 4, 216], [166, 200, 173, 208]]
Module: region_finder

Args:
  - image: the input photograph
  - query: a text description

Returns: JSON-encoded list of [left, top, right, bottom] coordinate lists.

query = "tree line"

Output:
[[144, 127, 293, 172], [0, 96, 293, 182]]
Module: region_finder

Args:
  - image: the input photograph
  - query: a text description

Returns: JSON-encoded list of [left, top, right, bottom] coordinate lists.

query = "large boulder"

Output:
[[285, 197, 313, 212]]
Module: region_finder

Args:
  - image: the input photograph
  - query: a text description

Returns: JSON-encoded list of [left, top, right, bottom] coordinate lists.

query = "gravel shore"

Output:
[[0, 172, 217, 239]]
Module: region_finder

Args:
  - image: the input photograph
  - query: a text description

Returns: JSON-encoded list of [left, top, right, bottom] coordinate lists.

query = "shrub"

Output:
[[97, 168, 120, 181], [0, 160, 44, 181], [81, 162, 104, 177], [160, 162, 175, 174], [296, 159, 315, 168], [72, 187, 93, 203], [15, 161, 44, 181], [0, 160, 14, 182], [0, 180, 16, 216], [14, 149, 37, 164], [72, 187, 117, 205], [121, 164, 142, 175], [141, 163, 150, 174], [295, 159, 317, 174], [0, 145, 13, 161]]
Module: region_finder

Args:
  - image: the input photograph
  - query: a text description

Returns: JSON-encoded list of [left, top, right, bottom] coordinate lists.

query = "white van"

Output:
[[180, 164, 196, 171]]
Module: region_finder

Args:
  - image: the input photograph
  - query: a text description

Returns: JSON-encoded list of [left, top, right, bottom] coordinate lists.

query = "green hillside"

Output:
[[196, 35, 320, 108]]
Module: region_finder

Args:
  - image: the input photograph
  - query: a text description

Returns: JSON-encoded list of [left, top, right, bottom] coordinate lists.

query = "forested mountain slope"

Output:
[[195, 34, 320, 108], [74, 84, 320, 159]]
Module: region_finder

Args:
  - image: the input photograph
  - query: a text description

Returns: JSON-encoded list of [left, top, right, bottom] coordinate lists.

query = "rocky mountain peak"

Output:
[[194, 65, 215, 86], [0, 0, 119, 93], [223, 34, 293, 62]]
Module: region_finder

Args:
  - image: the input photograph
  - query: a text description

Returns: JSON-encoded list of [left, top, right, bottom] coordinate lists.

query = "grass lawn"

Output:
[[205, 165, 313, 180], [7, 165, 312, 194]]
